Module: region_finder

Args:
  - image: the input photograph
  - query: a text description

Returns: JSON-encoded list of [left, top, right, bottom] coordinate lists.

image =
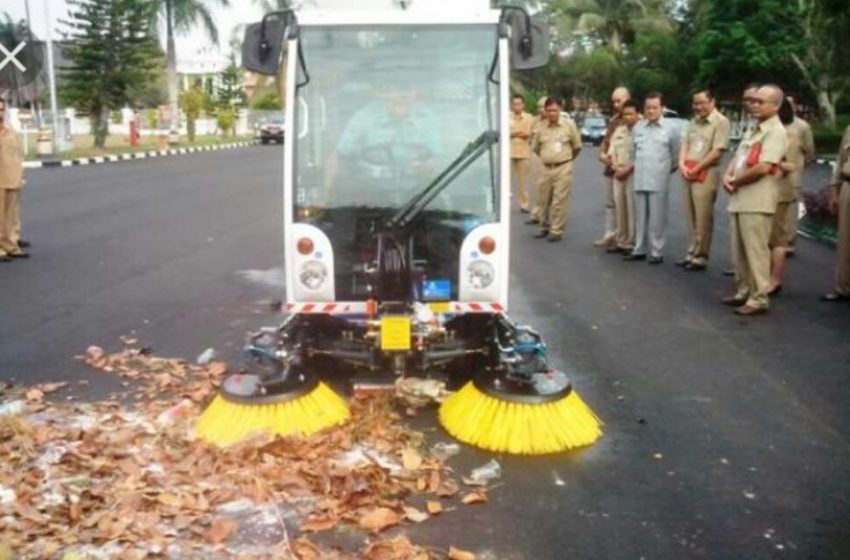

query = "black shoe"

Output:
[[623, 253, 646, 261], [785, 249, 795, 259], [648, 256, 664, 265], [821, 292, 850, 302], [520, 208, 530, 214], [768, 285, 782, 296], [722, 295, 747, 306], [605, 246, 622, 254], [685, 262, 706, 271], [675, 258, 691, 268], [0, 255, 11, 263], [547, 234, 563, 242], [525, 218, 540, 225], [17, 240, 30, 248], [722, 268, 735, 276], [9, 252, 29, 259], [533, 230, 550, 239]]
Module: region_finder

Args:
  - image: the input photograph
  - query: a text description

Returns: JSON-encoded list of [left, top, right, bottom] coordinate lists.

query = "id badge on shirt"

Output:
[[554, 141, 563, 153]]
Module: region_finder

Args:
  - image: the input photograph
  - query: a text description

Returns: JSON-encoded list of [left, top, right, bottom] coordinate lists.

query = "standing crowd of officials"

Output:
[[509, 84, 850, 316]]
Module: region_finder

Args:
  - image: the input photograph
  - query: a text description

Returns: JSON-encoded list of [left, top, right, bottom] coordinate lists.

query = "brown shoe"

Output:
[[734, 305, 767, 316], [593, 236, 615, 248], [721, 295, 747, 306]]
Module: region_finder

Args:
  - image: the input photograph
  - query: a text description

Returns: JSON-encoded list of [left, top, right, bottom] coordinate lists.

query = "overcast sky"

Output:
[[3, 0, 264, 60]]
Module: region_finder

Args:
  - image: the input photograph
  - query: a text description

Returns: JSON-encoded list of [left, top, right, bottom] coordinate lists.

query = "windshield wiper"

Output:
[[385, 129, 499, 231]]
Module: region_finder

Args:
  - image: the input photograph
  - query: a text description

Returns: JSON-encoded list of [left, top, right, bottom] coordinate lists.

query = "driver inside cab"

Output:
[[323, 85, 442, 206]]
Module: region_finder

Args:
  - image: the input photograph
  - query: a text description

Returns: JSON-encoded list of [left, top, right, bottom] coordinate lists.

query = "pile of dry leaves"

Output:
[[0, 343, 489, 560]]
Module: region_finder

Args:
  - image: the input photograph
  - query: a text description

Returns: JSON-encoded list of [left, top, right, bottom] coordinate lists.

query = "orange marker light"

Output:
[[479, 236, 496, 255], [296, 237, 314, 255]]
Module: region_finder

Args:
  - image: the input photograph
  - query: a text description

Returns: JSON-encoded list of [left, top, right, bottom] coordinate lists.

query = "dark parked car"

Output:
[[258, 115, 285, 144], [581, 116, 607, 145]]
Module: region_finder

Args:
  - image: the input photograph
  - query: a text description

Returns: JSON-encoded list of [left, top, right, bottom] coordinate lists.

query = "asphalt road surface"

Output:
[[1, 146, 849, 559]]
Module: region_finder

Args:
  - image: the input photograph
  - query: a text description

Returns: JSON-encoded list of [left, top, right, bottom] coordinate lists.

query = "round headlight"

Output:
[[299, 260, 327, 291], [468, 260, 495, 290]]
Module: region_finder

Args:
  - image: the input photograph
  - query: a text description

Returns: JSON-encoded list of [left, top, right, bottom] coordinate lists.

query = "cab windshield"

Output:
[[293, 24, 499, 301]]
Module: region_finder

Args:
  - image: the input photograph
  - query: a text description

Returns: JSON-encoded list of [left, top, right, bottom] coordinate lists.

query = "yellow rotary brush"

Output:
[[439, 371, 602, 455], [196, 372, 349, 446]]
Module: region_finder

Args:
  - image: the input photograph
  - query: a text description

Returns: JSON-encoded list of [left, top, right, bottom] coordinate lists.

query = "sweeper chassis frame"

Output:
[[219, 310, 575, 406]]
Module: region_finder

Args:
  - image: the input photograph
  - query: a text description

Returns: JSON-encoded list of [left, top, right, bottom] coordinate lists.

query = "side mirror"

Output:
[[505, 11, 550, 70], [242, 19, 285, 75]]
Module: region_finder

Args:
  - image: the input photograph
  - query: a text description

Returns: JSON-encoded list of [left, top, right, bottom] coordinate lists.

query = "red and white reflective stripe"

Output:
[[452, 302, 505, 314], [285, 302, 365, 314], [284, 302, 505, 314]]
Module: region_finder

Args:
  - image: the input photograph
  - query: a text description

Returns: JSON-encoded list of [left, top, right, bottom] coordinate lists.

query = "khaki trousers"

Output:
[[613, 175, 635, 249], [511, 157, 531, 211], [602, 175, 616, 240], [785, 186, 802, 248], [533, 162, 573, 236], [683, 171, 718, 265], [0, 189, 21, 256], [835, 184, 850, 295], [731, 212, 773, 309]]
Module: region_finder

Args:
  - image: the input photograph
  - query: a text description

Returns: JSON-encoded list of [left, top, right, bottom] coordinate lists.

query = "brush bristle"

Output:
[[195, 382, 350, 446], [438, 381, 602, 455]]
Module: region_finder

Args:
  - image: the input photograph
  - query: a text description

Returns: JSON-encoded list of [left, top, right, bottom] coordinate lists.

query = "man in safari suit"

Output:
[[821, 125, 850, 302], [0, 98, 28, 263], [721, 85, 788, 315], [677, 89, 731, 271]]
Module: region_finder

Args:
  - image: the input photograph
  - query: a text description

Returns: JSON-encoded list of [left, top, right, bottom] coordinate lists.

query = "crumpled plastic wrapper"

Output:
[[395, 377, 452, 407]]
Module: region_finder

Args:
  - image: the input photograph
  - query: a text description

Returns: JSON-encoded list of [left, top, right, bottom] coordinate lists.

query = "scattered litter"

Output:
[[430, 442, 461, 461], [0, 400, 24, 416], [0, 485, 16, 505], [551, 471, 566, 487], [653, 453, 663, 460], [395, 377, 451, 406], [720, 458, 730, 465], [196, 347, 217, 365], [332, 444, 403, 475], [155, 398, 197, 425], [468, 459, 501, 483], [743, 490, 757, 500]]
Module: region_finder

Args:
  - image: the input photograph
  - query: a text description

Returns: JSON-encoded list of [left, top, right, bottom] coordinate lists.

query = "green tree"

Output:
[[546, 0, 673, 53], [60, 0, 160, 148], [179, 86, 205, 142], [215, 57, 245, 108], [789, 0, 850, 126], [250, 91, 282, 111], [215, 105, 237, 136], [688, 0, 801, 99], [150, 0, 230, 134]]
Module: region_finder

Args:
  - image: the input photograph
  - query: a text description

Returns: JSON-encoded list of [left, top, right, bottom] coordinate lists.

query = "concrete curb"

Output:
[[23, 141, 255, 170]]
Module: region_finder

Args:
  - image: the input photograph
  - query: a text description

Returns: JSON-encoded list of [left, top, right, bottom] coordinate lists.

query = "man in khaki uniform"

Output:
[[0, 98, 27, 263], [821, 124, 850, 302], [526, 97, 549, 226], [677, 89, 731, 271], [783, 95, 816, 256], [608, 99, 640, 253], [596, 87, 631, 248], [530, 97, 582, 242], [510, 95, 535, 213], [721, 85, 787, 315]]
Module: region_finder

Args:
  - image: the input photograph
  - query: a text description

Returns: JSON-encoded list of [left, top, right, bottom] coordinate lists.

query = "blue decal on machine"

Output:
[[422, 279, 452, 301]]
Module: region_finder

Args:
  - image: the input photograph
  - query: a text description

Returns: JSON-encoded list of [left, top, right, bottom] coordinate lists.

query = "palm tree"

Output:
[[549, 0, 672, 54], [0, 13, 31, 106], [151, 0, 230, 134]]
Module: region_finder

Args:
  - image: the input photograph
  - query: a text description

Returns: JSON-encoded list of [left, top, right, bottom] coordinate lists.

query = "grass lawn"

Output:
[[23, 133, 254, 161]]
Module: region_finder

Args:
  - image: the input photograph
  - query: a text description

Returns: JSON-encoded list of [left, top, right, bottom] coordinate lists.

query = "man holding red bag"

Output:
[[721, 85, 788, 316], [677, 89, 731, 271]]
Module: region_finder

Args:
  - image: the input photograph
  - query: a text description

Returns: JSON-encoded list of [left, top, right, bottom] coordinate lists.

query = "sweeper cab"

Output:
[[196, 0, 603, 454]]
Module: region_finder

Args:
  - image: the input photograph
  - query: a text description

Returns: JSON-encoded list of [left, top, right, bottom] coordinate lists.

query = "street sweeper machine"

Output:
[[196, 0, 602, 455]]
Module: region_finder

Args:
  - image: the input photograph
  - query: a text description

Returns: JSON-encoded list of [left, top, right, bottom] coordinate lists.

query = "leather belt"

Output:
[[543, 158, 572, 169]]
